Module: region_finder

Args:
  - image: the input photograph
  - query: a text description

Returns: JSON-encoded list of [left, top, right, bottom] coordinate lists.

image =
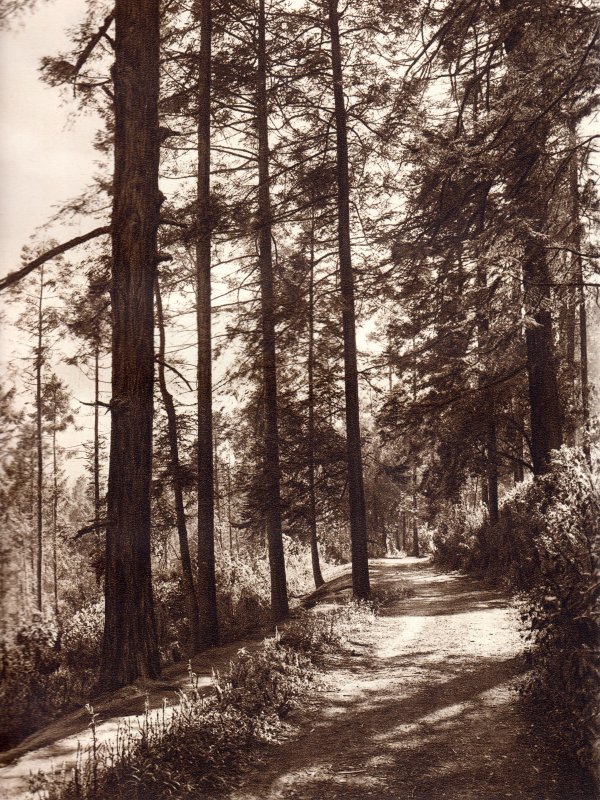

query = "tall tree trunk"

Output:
[[501, 1, 563, 475], [327, 0, 370, 599], [196, 0, 219, 647], [411, 350, 420, 558], [411, 463, 419, 558], [93, 341, 101, 529], [522, 234, 563, 474], [99, 0, 161, 689], [476, 259, 499, 525], [256, 0, 288, 618], [214, 429, 223, 550], [36, 266, 44, 614], [486, 418, 499, 523], [568, 121, 591, 461], [307, 210, 324, 589], [155, 278, 202, 652], [227, 454, 233, 553], [52, 420, 59, 618], [401, 511, 407, 552], [578, 277, 590, 449]]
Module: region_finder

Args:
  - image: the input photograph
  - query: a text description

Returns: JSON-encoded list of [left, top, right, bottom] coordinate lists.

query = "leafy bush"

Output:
[[61, 603, 104, 671], [432, 503, 484, 570], [511, 450, 599, 781], [433, 447, 600, 781], [0, 608, 101, 750], [28, 601, 369, 800], [280, 599, 377, 659], [215, 552, 272, 643]]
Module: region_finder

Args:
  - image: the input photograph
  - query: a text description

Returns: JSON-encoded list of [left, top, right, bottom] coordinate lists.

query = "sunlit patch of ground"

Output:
[[223, 558, 594, 800], [0, 558, 594, 800]]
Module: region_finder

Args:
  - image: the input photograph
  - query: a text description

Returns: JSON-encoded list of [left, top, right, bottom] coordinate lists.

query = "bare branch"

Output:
[[0, 226, 111, 292], [73, 518, 108, 540], [73, 13, 115, 79]]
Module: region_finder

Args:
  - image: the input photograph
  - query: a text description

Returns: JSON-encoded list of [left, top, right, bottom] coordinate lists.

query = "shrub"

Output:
[[432, 447, 600, 781], [28, 601, 370, 800], [432, 503, 484, 570], [0, 608, 101, 751], [215, 552, 272, 642], [61, 603, 104, 671]]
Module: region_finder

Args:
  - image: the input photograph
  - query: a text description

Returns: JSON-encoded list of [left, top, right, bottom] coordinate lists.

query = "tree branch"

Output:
[[73, 518, 108, 540], [0, 226, 111, 292], [73, 13, 115, 79]]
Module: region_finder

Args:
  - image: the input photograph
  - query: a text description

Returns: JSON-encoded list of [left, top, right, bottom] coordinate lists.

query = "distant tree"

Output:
[[195, 0, 220, 646], [41, 374, 76, 618]]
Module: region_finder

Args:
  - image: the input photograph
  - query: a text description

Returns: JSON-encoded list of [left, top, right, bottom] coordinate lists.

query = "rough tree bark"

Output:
[[501, 0, 563, 475], [99, 0, 161, 690], [327, 0, 370, 598], [196, 0, 219, 647], [256, 0, 289, 618]]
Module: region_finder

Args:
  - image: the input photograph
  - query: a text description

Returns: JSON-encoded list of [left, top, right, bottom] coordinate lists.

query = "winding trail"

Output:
[[0, 557, 593, 799], [225, 558, 593, 800]]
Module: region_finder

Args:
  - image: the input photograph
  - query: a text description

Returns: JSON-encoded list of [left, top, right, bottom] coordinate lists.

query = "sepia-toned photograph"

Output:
[[0, 1, 598, 798]]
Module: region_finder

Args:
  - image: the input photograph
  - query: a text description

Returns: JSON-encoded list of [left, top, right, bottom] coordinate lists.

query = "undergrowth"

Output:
[[2, 543, 336, 752], [432, 446, 600, 784], [27, 601, 375, 800]]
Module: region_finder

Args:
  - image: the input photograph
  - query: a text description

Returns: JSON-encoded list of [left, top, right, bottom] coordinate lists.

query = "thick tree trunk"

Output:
[[99, 0, 161, 690], [327, 0, 370, 599], [522, 235, 563, 474], [196, 0, 219, 647], [307, 213, 324, 589], [501, 1, 563, 475], [155, 279, 202, 652], [35, 267, 44, 614], [256, 0, 288, 618]]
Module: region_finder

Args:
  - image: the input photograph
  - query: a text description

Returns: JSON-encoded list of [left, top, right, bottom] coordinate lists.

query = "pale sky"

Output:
[[0, 1, 100, 276]]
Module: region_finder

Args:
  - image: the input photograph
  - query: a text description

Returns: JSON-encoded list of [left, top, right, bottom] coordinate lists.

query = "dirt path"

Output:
[[0, 631, 271, 799], [0, 558, 593, 799], [224, 558, 594, 800]]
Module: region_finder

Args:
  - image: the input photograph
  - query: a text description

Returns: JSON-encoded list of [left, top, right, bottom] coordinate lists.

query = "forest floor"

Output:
[[0, 557, 594, 800]]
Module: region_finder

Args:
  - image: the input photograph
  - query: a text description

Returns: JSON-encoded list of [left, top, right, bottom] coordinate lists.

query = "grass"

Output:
[[27, 601, 376, 800]]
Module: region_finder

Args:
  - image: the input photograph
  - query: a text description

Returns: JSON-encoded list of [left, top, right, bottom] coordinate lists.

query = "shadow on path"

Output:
[[225, 558, 595, 800]]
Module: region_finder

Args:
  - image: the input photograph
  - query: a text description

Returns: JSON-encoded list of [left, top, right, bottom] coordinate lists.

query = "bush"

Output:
[[215, 552, 272, 642], [511, 450, 599, 781], [61, 603, 104, 671], [432, 447, 600, 781], [28, 601, 370, 800], [432, 503, 484, 570], [0, 608, 101, 751]]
